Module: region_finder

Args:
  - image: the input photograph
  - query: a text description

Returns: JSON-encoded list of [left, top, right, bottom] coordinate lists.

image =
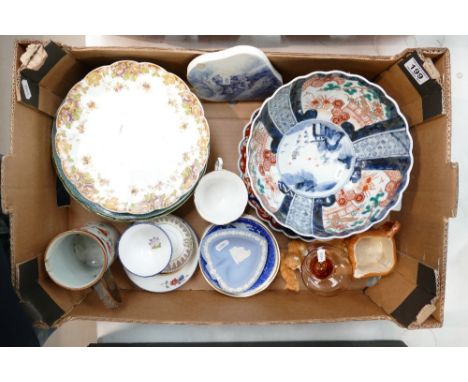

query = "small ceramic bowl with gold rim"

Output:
[[118, 223, 172, 277]]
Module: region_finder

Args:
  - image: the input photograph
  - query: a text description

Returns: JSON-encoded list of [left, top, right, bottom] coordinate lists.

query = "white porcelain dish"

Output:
[[150, 215, 195, 274], [54, 60, 210, 218], [124, 224, 200, 292]]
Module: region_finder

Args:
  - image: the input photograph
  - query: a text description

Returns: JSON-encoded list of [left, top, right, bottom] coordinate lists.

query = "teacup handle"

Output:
[[215, 157, 223, 171], [92, 269, 122, 309]]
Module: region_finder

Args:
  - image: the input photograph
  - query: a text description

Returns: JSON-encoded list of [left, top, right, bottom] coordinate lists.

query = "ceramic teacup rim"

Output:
[[118, 223, 173, 278], [44, 229, 109, 291], [194, 168, 248, 225]]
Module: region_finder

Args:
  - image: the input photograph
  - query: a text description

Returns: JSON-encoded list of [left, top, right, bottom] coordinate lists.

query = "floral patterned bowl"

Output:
[[246, 71, 413, 239], [53, 61, 210, 221], [238, 111, 315, 241]]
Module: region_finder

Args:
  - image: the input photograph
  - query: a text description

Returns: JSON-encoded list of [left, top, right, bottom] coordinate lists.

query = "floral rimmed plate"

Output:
[[246, 71, 413, 239], [199, 215, 280, 298], [124, 222, 200, 292], [150, 215, 195, 274], [54, 60, 210, 218], [52, 138, 205, 222]]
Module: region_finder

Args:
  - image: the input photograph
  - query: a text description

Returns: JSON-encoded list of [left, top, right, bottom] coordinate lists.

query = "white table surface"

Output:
[[3, 36, 467, 345]]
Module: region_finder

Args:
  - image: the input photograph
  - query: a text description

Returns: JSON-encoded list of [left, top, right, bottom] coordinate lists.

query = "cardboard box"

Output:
[[1, 40, 458, 329]]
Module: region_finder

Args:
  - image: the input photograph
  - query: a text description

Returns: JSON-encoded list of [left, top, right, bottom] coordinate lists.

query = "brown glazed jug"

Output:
[[347, 221, 400, 279]]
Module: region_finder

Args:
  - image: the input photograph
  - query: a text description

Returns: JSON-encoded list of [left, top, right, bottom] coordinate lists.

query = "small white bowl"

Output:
[[194, 158, 248, 225], [118, 224, 172, 277]]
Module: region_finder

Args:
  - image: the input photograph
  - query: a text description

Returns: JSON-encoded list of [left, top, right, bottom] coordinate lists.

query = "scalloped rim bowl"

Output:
[[246, 70, 413, 240]]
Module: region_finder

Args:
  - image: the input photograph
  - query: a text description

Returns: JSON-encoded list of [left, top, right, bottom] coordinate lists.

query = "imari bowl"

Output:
[[246, 71, 413, 239], [53, 61, 210, 221], [238, 110, 315, 241]]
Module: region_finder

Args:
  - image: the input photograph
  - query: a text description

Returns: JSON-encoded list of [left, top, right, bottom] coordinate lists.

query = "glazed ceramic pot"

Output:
[[246, 70, 413, 239], [347, 221, 400, 279], [44, 223, 121, 309]]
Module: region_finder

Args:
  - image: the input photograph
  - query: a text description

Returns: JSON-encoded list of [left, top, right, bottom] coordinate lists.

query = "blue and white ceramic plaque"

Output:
[[202, 228, 267, 294], [187, 45, 283, 102]]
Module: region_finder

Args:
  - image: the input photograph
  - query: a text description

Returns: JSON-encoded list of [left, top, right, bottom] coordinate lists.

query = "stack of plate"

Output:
[[199, 215, 280, 297], [53, 60, 210, 221], [243, 71, 413, 240]]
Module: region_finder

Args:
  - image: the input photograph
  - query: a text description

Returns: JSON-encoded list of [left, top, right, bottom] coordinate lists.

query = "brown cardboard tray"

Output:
[[1, 41, 458, 328]]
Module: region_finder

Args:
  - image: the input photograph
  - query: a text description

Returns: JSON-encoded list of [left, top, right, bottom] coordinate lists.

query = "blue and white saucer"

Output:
[[199, 215, 280, 297], [202, 228, 268, 294]]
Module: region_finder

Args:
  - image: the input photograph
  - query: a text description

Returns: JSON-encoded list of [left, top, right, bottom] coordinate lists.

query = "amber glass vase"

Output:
[[301, 244, 353, 296]]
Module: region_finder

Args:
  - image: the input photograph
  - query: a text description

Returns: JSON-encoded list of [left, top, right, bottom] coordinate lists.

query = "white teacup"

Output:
[[194, 157, 248, 225]]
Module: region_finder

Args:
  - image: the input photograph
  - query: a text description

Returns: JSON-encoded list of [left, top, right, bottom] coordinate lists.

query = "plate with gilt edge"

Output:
[[150, 215, 195, 274], [53, 60, 210, 219]]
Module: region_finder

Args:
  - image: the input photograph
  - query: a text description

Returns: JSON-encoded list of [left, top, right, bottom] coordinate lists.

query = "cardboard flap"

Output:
[[17, 41, 87, 117], [1, 154, 13, 215], [366, 253, 438, 328], [17, 258, 65, 326], [16, 258, 90, 326], [376, 49, 445, 127], [68, 289, 385, 326]]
